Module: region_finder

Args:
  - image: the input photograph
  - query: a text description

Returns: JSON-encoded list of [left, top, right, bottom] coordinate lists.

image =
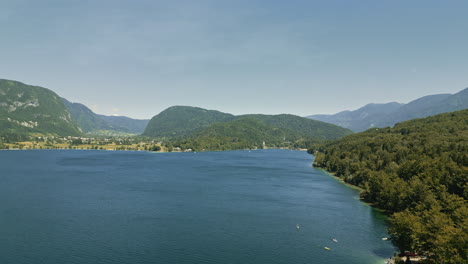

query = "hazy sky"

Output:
[[1, 0, 467, 119]]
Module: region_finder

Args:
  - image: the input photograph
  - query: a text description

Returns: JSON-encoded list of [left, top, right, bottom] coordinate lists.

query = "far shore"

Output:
[[0, 145, 308, 153]]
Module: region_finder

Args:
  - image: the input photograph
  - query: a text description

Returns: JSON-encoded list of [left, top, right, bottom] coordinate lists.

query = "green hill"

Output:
[[0, 79, 81, 136], [142, 106, 235, 138], [310, 110, 468, 263], [174, 116, 293, 151], [175, 115, 352, 151], [244, 114, 353, 140], [145, 106, 353, 151]]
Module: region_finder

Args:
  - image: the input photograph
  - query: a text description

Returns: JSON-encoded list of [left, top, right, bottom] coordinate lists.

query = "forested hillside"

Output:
[[63, 98, 149, 135], [98, 115, 149, 134], [310, 110, 467, 263], [63, 98, 116, 133], [245, 114, 353, 140], [0, 80, 81, 136], [146, 106, 353, 151], [172, 115, 349, 151], [143, 106, 235, 138]]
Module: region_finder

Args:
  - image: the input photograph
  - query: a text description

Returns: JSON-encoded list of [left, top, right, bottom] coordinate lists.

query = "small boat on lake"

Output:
[[296, 224, 300, 229], [324, 247, 331, 250], [332, 238, 338, 242]]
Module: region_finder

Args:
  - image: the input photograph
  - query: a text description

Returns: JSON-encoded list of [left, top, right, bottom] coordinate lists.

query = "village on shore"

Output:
[[0, 136, 178, 152]]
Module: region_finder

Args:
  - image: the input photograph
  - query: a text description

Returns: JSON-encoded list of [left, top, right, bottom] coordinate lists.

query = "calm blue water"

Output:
[[0, 149, 394, 264]]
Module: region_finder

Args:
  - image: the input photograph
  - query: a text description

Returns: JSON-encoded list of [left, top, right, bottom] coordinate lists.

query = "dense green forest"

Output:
[[163, 112, 352, 151], [171, 116, 319, 151], [144, 106, 352, 151], [310, 110, 468, 263], [143, 106, 235, 138]]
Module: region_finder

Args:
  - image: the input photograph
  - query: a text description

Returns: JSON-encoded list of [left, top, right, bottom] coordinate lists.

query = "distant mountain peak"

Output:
[[307, 88, 467, 132], [62, 98, 149, 135]]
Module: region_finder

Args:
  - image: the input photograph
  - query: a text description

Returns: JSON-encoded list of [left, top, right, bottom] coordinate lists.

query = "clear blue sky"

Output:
[[1, 0, 467, 119]]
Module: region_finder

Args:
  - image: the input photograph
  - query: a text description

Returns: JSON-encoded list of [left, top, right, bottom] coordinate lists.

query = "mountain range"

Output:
[[1, 78, 467, 148], [0, 79, 352, 147], [307, 88, 468, 132]]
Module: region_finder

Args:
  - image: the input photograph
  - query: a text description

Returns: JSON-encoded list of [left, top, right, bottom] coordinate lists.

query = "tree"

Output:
[[150, 145, 161, 151], [389, 211, 424, 253]]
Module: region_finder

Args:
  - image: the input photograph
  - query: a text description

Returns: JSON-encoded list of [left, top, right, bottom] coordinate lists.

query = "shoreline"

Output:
[[0, 146, 308, 153], [312, 165, 397, 262], [314, 167, 365, 192], [313, 166, 390, 215]]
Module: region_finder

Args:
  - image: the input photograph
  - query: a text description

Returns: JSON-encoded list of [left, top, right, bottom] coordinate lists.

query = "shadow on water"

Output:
[[373, 247, 395, 258]]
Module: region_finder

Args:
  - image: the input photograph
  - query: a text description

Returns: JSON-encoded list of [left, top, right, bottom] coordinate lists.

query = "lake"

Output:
[[0, 149, 394, 264]]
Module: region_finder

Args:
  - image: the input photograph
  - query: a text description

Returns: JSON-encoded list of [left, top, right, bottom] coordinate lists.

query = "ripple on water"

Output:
[[0, 150, 394, 264]]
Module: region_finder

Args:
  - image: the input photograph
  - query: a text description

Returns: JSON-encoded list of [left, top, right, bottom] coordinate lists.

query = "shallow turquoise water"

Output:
[[0, 149, 394, 263]]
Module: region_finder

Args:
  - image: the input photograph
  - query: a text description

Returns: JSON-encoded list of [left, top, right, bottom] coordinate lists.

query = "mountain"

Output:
[[144, 106, 353, 151], [176, 114, 353, 151], [142, 106, 235, 138], [97, 115, 149, 134], [0, 79, 81, 136], [380, 93, 452, 126], [180, 116, 292, 150], [428, 87, 468, 114], [243, 113, 353, 140], [307, 88, 468, 132], [62, 99, 115, 133], [378, 89, 468, 128], [311, 109, 468, 263], [63, 99, 149, 135], [308, 102, 403, 132]]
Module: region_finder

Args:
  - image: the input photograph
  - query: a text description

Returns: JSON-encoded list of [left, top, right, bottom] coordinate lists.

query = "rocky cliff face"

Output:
[[0, 79, 81, 136]]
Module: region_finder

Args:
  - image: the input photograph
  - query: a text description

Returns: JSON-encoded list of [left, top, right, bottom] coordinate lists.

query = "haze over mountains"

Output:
[[0, 79, 351, 148], [307, 88, 468, 132], [63, 98, 149, 135], [1, 78, 467, 146]]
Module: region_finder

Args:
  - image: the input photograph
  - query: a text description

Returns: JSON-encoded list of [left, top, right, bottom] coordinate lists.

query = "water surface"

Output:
[[0, 149, 394, 264]]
